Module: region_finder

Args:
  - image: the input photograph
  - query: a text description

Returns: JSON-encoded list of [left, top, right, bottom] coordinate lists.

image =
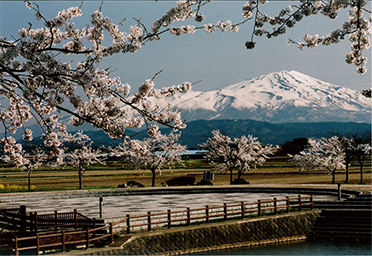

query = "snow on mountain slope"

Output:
[[221, 70, 366, 110], [139, 70, 371, 123]]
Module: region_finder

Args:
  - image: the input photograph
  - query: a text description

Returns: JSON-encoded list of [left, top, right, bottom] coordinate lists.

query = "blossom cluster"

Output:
[[0, 135, 47, 175], [294, 2, 371, 75], [114, 132, 186, 186], [246, 0, 371, 74], [170, 25, 196, 35], [200, 130, 273, 179], [345, 4, 371, 74], [0, 95, 32, 135], [151, 1, 197, 34], [292, 136, 346, 174], [0, 137, 26, 167], [47, 130, 106, 189], [203, 20, 239, 33]]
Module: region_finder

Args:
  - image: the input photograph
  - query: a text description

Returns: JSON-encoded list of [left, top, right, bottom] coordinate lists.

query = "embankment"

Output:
[[61, 210, 321, 255]]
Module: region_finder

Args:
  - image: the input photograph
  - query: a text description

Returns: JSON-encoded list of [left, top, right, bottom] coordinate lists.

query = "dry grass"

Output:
[[0, 157, 370, 191]]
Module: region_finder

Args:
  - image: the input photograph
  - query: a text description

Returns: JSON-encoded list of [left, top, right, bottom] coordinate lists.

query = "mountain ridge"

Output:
[[18, 119, 371, 150], [148, 70, 370, 123]]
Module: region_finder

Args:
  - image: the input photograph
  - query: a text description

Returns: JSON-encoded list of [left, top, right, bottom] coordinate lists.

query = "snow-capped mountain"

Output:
[[156, 70, 371, 123]]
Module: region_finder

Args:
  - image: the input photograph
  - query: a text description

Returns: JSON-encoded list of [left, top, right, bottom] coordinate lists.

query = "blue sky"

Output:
[[1, 0, 370, 93]]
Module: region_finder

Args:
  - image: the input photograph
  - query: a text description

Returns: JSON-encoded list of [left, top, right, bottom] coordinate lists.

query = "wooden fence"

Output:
[[0, 206, 98, 235], [0, 207, 25, 233], [31, 209, 99, 232], [12, 195, 313, 255]]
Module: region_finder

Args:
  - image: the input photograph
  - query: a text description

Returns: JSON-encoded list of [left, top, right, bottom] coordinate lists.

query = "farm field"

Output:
[[0, 156, 370, 192]]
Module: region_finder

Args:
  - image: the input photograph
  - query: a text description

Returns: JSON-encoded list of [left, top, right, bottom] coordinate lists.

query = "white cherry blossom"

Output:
[[291, 136, 346, 184], [200, 130, 273, 184], [114, 132, 186, 187]]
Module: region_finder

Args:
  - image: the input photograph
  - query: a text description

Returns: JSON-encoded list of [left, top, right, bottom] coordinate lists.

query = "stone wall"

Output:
[[66, 210, 321, 255]]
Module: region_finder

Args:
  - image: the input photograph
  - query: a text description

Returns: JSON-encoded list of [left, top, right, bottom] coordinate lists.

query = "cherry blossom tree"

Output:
[[331, 132, 371, 183], [0, 0, 370, 164], [1, 1, 197, 162], [200, 130, 273, 184], [53, 130, 105, 190], [341, 132, 371, 183], [115, 129, 186, 187], [291, 136, 346, 184], [0, 143, 46, 191], [352, 143, 370, 184]]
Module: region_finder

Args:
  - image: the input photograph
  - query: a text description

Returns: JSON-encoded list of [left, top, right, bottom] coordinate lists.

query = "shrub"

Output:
[[118, 181, 144, 188], [196, 179, 213, 186], [166, 176, 196, 186], [231, 178, 250, 185]]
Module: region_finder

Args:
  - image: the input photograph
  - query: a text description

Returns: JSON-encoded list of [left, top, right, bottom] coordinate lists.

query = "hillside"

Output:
[[165, 119, 372, 148], [17, 119, 371, 151]]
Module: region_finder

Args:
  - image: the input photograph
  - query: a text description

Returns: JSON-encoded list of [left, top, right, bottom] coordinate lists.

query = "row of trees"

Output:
[[0, 129, 274, 190], [2, 128, 370, 190], [292, 136, 370, 184], [201, 131, 370, 185]]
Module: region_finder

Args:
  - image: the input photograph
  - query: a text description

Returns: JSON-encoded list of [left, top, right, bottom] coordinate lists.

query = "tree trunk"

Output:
[[28, 171, 31, 191], [230, 169, 233, 184], [332, 171, 336, 184], [151, 169, 156, 187], [345, 152, 350, 183], [358, 156, 364, 184], [360, 165, 364, 184], [237, 171, 242, 181], [345, 162, 349, 184], [78, 171, 82, 190]]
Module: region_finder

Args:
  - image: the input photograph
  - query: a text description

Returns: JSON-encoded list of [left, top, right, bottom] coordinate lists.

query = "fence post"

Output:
[[223, 203, 228, 221], [33, 212, 38, 233], [14, 236, 18, 256], [74, 209, 78, 229], [30, 212, 34, 233], [167, 210, 171, 229], [310, 194, 314, 210], [338, 183, 342, 201], [148, 212, 152, 231], [86, 228, 90, 248], [54, 211, 58, 231], [20, 205, 26, 235], [126, 214, 130, 234], [274, 198, 277, 214], [241, 201, 245, 219], [286, 196, 290, 213], [62, 230, 65, 252], [29, 212, 33, 233], [205, 205, 209, 223], [93, 218, 96, 229], [99, 197, 103, 218], [298, 195, 302, 211], [110, 222, 114, 243], [257, 200, 261, 216], [187, 207, 191, 226], [36, 233, 40, 255]]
